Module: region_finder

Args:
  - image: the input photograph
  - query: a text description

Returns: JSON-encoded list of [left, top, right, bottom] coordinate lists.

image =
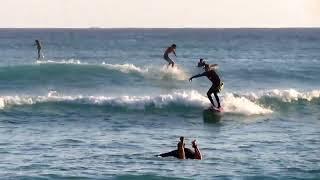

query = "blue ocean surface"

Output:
[[0, 28, 319, 179]]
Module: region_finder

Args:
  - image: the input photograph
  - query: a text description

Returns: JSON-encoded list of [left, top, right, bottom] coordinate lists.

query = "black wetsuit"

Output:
[[200, 70, 221, 108], [159, 148, 196, 159], [201, 70, 221, 90], [35, 41, 42, 60]]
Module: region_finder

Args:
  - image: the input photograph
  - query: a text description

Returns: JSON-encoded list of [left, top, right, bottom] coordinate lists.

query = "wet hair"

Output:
[[171, 44, 176, 48], [180, 136, 184, 142], [199, 58, 204, 62]]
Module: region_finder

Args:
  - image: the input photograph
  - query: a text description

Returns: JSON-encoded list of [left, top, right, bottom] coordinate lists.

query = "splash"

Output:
[[102, 63, 147, 74], [223, 93, 273, 115], [102, 63, 189, 81]]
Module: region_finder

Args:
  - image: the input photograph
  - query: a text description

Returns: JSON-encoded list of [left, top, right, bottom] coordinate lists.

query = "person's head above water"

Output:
[[171, 44, 176, 49], [180, 136, 184, 142]]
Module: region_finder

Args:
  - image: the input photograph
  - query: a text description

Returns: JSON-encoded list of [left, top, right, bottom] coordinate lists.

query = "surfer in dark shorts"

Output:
[[189, 64, 222, 109], [163, 44, 176, 68], [34, 40, 42, 60], [159, 137, 202, 160]]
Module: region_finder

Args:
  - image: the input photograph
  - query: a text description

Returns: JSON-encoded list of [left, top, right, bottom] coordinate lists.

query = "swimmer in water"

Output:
[[158, 137, 202, 160]]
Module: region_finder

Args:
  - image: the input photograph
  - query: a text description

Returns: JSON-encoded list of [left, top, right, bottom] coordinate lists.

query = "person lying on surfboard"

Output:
[[158, 137, 202, 160], [189, 64, 222, 110], [163, 44, 177, 68]]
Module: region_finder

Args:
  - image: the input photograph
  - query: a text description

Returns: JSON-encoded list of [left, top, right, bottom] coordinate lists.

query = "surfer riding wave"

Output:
[[189, 64, 223, 110]]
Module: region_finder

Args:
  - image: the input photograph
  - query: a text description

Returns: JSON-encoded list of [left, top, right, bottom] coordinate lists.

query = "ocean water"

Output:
[[0, 28, 319, 179]]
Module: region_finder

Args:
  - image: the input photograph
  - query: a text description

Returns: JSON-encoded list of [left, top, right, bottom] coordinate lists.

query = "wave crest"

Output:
[[36, 59, 83, 64], [35, 60, 188, 81], [0, 90, 272, 116], [246, 89, 320, 102], [102, 63, 189, 81]]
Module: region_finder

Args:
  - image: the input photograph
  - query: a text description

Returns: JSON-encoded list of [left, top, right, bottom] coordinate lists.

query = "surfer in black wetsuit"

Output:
[[34, 40, 42, 60], [189, 64, 222, 109], [159, 137, 202, 160]]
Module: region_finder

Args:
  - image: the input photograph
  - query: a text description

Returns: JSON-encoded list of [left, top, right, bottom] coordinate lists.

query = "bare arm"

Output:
[[192, 140, 202, 160], [173, 49, 176, 57], [177, 142, 185, 159]]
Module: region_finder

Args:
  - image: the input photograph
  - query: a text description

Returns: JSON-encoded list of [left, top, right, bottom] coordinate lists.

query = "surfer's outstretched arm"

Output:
[[189, 72, 206, 82]]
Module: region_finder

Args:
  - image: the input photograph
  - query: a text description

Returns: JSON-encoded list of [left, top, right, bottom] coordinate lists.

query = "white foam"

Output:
[[0, 90, 274, 116], [36, 59, 83, 64], [3, 89, 316, 116], [0, 90, 207, 110], [246, 89, 320, 102], [102, 63, 188, 81], [157, 65, 188, 80], [223, 93, 273, 115], [102, 63, 147, 74]]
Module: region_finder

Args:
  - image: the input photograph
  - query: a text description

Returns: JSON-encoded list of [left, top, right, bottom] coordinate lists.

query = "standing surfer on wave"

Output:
[[163, 44, 177, 68], [34, 40, 42, 60], [189, 64, 222, 110]]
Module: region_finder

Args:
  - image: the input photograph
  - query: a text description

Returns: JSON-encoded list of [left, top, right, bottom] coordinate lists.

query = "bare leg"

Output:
[[192, 140, 202, 160]]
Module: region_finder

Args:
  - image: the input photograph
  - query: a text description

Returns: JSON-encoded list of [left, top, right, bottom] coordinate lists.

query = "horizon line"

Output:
[[0, 27, 320, 29]]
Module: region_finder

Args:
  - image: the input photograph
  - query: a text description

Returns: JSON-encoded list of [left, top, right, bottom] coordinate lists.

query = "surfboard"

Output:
[[210, 106, 223, 113], [202, 107, 223, 122]]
